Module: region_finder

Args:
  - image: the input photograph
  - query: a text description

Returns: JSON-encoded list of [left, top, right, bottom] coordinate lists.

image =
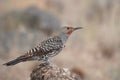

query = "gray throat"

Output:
[[59, 33, 69, 44]]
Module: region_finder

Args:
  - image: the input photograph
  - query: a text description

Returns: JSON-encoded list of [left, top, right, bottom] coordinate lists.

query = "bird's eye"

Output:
[[67, 27, 70, 30]]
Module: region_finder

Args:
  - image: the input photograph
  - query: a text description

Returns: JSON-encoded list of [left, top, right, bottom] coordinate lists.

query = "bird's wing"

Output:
[[3, 36, 63, 66], [16, 48, 42, 61], [17, 36, 63, 61], [40, 36, 63, 54]]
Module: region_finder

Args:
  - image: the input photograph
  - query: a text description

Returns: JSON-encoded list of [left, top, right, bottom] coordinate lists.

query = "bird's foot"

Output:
[[39, 62, 48, 67], [39, 60, 51, 66]]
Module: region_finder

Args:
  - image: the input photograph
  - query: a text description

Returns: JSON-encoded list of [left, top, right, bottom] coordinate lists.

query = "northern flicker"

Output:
[[3, 26, 82, 66]]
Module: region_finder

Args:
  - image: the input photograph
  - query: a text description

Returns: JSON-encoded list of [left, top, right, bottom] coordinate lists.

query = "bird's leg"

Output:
[[45, 58, 55, 66], [44, 56, 50, 64], [39, 50, 61, 66], [39, 55, 51, 66]]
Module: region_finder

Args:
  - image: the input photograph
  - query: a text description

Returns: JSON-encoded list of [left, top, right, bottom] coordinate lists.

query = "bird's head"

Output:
[[62, 26, 83, 35], [58, 26, 83, 44]]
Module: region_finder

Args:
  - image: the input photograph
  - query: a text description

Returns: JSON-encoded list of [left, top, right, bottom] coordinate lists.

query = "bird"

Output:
[[3, 26, 82, 66]]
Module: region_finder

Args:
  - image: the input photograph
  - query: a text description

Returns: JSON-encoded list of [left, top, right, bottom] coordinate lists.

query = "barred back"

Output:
[[17, 36, 63, 60]]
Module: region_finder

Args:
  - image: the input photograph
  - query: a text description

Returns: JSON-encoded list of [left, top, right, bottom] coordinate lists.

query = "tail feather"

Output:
[[3, 59, 22, 66], [3, 53, 34, 66], [3, 55, 33, 66]]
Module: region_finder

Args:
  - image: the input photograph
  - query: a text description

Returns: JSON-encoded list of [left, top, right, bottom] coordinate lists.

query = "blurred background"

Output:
[[0, 0, 120, 80]]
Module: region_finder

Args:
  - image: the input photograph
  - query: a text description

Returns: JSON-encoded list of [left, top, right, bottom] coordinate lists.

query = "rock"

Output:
[[30, 63, 82, 80]]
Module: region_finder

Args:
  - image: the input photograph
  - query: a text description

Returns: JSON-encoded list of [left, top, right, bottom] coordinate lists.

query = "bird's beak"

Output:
[[74, 27, 83, 30]]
